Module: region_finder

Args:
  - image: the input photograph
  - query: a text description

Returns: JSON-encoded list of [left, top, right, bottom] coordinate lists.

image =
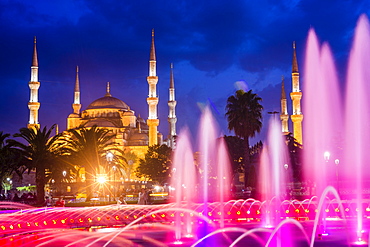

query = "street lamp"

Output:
[[324, 151, 330, 162], [335, 159, 340, 193], [106, 152, 114, 201], [112, 165, 117, 200]]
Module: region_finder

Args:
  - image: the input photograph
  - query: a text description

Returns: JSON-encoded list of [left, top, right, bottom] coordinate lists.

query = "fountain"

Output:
[[1, 14, 370, 247]]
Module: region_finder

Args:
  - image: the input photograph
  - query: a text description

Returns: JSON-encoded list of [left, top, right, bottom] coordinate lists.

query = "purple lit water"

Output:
[[303, 28, 343, 197], [344, 14, 370, 241], [303, 14, 370, 243], [259, 118, 289, 228]]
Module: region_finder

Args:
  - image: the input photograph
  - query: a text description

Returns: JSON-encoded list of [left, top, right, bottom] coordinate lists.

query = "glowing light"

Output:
[[305, 209, 310, 213], [366, 208, 370, 211], [335, 208, 339, 212], [325, 209, 329, 213], [247, 210, 250, 214], [97, 176, 107, 184], [236, 211, 241, 215], [286, 210, 290, 214], [173, 240, 183, 245]]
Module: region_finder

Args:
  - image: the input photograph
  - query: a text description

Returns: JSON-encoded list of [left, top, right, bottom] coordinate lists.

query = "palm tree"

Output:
[[225, 89, 263, 187], [59, 125, 118, 200], [10, 125, 61, 203]]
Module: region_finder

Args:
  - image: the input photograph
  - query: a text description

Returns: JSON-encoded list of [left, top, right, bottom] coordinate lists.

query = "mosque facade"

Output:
[[28, 31, 177, 163]]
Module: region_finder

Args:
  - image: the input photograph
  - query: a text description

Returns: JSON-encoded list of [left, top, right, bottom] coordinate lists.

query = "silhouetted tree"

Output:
[[0, 132, 28, 193], [225, 89, 263, 187]]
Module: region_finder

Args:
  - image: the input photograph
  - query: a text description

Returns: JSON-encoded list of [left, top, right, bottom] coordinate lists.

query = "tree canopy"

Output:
[[136, 144, 172, 184]]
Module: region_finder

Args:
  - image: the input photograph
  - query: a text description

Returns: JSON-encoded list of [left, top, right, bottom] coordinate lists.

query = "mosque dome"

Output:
[[86, 95, 129, 110]]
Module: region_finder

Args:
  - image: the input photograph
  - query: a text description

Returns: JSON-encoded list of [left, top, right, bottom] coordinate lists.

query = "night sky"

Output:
[[0, 1, 369, 144]]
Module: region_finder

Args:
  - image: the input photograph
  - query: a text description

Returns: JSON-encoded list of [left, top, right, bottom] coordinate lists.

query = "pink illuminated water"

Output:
[[171, 127, 197, 240], [259, 118, 289, 234], [303, 29, 343, 197], [303, 14, 370, 242], [344, 14, 370, 240]]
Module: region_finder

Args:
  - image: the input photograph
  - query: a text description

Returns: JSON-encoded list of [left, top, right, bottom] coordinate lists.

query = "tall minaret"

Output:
[[167, 63, 177, 149], [72, 66, 81, 114], [28, 37, 41, 129], [290, 41, 303, 144], [280, 75, 289, 134], [147, 29, 159, 146]]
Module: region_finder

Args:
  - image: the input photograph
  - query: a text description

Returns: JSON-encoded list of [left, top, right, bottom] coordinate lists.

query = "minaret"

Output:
[[147, 29, 159, 146], [290, 41, 303, 144], [28, 37, 41, 129], [167, 63, 177, 149], [280, 75, 289, 134], [72, 66, 81, 114]]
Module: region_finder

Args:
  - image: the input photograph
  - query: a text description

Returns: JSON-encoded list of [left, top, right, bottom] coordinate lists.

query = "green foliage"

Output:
[[16, 185, 36, 192], [136, 144, 172, 184], [0, 131, 28, 193]]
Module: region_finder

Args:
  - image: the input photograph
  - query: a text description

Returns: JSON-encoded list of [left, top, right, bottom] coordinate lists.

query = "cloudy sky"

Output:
[[0, 0, 369, 144]]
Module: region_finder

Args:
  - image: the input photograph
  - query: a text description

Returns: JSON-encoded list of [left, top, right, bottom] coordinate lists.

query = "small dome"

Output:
[[87, 95, 129, 110]]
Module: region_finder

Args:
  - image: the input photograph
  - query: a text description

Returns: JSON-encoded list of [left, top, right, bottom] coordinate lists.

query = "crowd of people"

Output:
[[0, 192, 37, 204], [137, 188, 152, 205]]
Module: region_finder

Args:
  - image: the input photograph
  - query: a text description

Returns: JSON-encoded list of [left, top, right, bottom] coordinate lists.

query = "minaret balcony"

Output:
[[28, 81, 40, 89]]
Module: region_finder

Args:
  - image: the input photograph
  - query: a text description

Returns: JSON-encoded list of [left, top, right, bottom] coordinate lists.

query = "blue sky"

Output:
[[0, 0, 369, 144]]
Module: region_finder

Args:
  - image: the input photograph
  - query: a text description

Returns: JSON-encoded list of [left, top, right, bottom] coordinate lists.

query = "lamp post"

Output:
[[335, 159, 340, 194], [106, 152, 114, 201], [112, 165, 116, 200], [324, 151, 330, 163], [62, 171, 66, 194]]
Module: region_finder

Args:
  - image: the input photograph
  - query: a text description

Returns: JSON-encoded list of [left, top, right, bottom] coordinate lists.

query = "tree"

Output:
[[136, 144, 172, 184], [0, 132, 28, 193], [285, 132, 303, 182], [225, 89, 263, 187], [58, 125, 118, 200], [223, 135, 245, 174], [10, 125, 61, 203]]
